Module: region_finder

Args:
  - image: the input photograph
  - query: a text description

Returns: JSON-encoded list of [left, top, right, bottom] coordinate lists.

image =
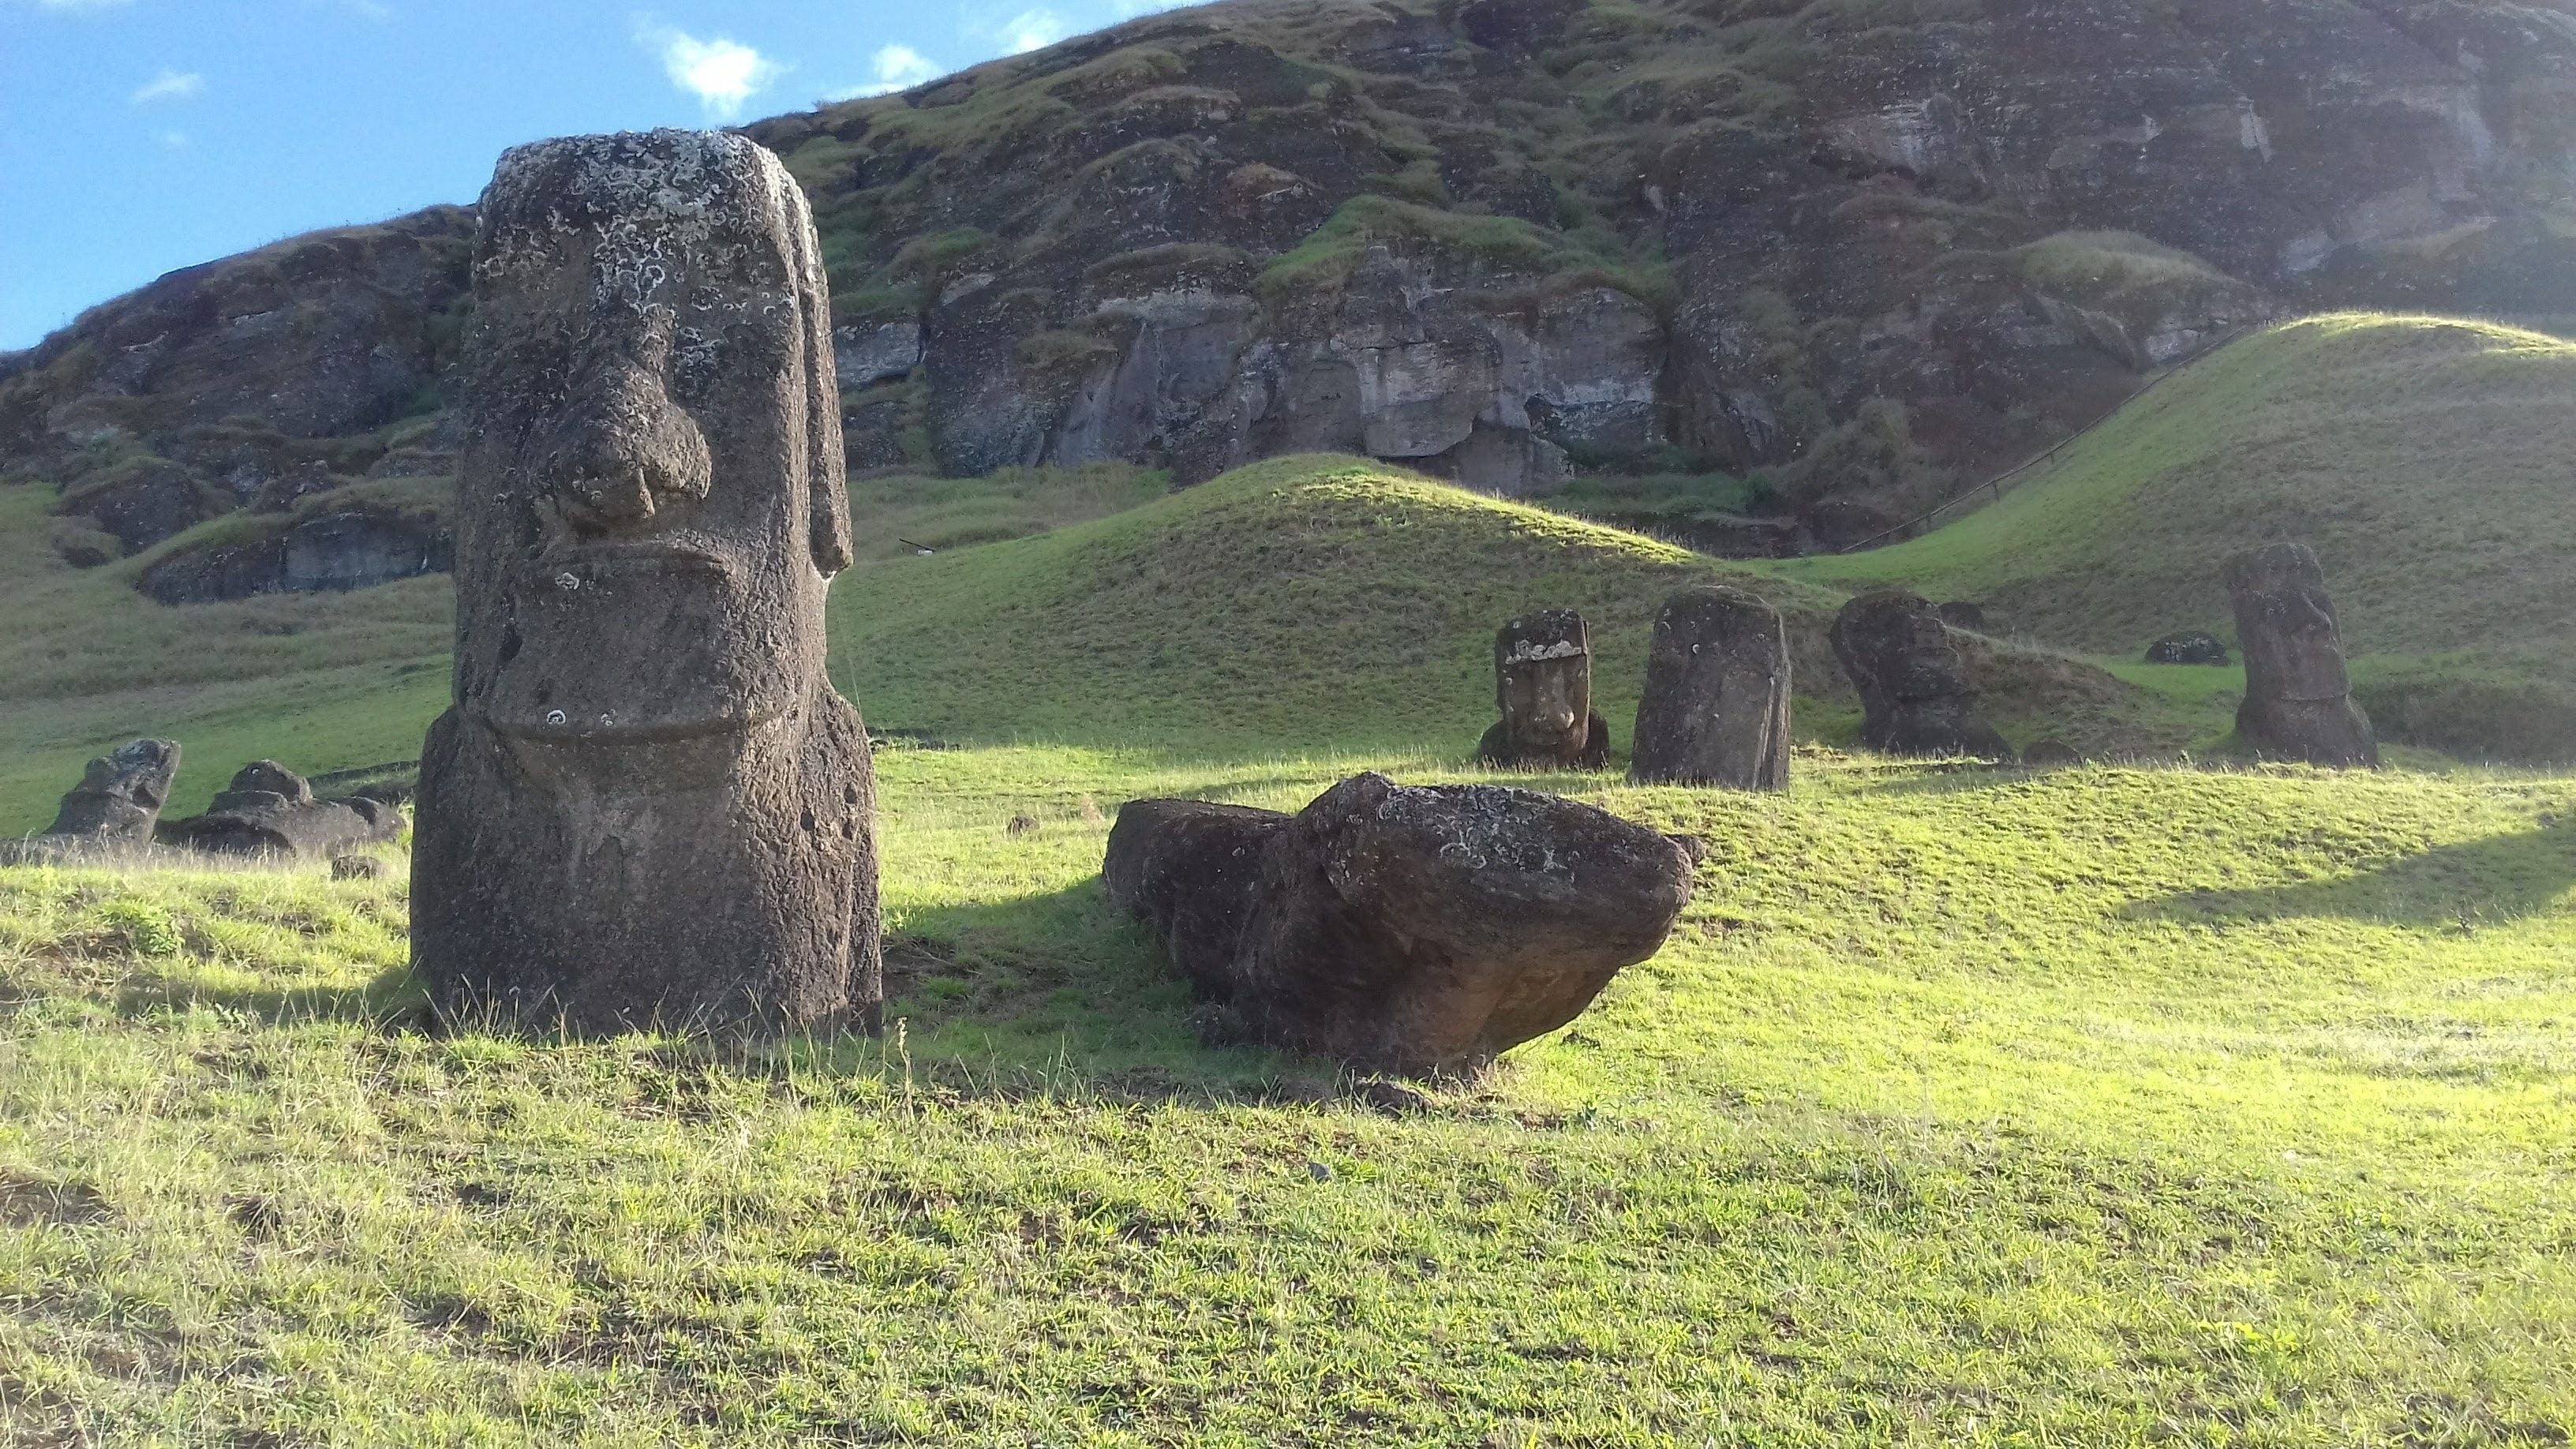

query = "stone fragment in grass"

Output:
[[1477, 608, 1611, 770], [2224, 541, 2378, 768], [1630, 586, 1791, 790], [1104, 772, 1696, 1076], [331, 854, 388, 881], [1829, 589, 2012, 760], [412, 130, 882, 1037], [161, 759, 402, 861]]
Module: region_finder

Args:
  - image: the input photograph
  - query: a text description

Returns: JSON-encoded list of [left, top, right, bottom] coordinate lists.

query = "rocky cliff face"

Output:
[[9, 0, 2576, 593]]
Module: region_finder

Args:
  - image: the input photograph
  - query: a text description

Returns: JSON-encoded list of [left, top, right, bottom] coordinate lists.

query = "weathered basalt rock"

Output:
[[1631, 586, 1791, 790], [1476, 608, 1609, 770], [1103, 772, 1697, 1075], [1830, 590, 2011, 759], [161, 760, 404, 860], [2147, 631, 2232, 666], [412, 130, 882, 1036], [138, 508, 451, 604], [2224, 542, 2379, 767]]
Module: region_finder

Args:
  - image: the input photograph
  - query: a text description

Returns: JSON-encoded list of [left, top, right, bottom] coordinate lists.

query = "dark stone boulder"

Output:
[[1630, 586, 1791, 790], [1104, 772, 1696, 1076], [138, 508, 451, 604], [160, 760, 403, 860], [411, 130, 882, 1037], [2224, 543, 2379, 767], [2020, 738, 2083, 768], [1829, 590, 2011, 759], [1476, 608, 1610, 770], [2147, 631, 2231, 666]]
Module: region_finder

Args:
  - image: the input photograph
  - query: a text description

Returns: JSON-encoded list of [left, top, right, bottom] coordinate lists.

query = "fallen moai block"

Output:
[[411, 129, 881, 1036], [1, 739, 184, 864], [1105, 772, 1697, 1076], [1630, 586, 1791, 790], [161, 760, 402, 860]]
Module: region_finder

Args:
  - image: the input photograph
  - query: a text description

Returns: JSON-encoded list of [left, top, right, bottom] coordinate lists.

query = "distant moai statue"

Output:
[[1830, 590, 2012, 759], [43, 739, 180, 844], [2223, 542, 2378, 768], [1630, 586, 1791, 789], [1477, 608, 1611, 769], [412, 130, 881, 1035]]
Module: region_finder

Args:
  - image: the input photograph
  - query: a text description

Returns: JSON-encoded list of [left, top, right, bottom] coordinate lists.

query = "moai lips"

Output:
[[413, 130, 881, 1035]]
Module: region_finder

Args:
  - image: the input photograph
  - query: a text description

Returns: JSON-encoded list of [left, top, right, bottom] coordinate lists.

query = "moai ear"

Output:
[[781, 170, 854, 576]]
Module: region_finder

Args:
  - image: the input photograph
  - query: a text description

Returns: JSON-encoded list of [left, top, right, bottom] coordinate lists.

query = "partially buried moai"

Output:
[[1477, 609, 1611, 769], [2223, 542, 2378, 767], [46, 739, 181, 846], [1631, 586, 1791, 789], [1830, 590, 2012, 760], [412, 130, 881, 1035]]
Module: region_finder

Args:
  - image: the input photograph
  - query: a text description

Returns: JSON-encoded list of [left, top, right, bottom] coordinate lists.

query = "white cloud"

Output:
[[829, 43, 942, 100], [998, 8, 1065, 54], [129, 69, 204, 105], [155, 129, 189, 148], [635, 20, 783, 118]]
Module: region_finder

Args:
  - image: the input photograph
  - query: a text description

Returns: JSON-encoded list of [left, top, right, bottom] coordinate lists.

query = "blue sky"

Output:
[[0, 0, 1176, 351]]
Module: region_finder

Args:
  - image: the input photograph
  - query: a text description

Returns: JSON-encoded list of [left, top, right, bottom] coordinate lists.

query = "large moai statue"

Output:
[[1631, 586, 1792, 789], [412, 131, 881, 1035], [1830, 590, 2012, 759], [2224, 542, 2379, 767], [1477, 609, 1612, 769], [44, 739, 180, 844]]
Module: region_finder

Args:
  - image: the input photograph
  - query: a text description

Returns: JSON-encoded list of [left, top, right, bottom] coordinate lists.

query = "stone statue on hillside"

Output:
[[2223, 542, 2378, 768], [412, 130, 882, 1035], [1830, 590, 2012, 759], [162, 760, 404, 860], [1105, 773, 1697, 1076], [0, 739, 182, 864], [1631, 586, 1791, 790], [1477, 609, 1611, 769]]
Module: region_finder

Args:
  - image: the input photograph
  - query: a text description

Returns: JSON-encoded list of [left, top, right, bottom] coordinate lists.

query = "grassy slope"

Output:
[[2, 455, 2185, 834], [1777, 313, 2576, 672], [2, 751, 2570, 1443]]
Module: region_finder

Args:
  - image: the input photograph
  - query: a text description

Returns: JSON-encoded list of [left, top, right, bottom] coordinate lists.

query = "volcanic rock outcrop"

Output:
[[1477, 609, 1609, 770], [2223, 542, 2379, 767], [1630, 586, 1791, 790], [1831, 590, 2011, 760], [1104, 772, 1696, 1076], [410, 130, 882, 1035], [161, 760, 404, 860], [13, 0, 2576, 554]]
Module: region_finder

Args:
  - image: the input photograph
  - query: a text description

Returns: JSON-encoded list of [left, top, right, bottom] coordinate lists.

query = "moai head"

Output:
[[1495, 609, 1593, 759], [44, 738, 180, 841], [455, 131, 848, 744], [1833, 590, 1971, 703]]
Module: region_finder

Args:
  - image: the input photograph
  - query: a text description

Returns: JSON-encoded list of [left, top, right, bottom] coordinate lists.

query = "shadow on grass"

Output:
[[115, 964, 428, 1028], [2131, 817, 2576, 928]]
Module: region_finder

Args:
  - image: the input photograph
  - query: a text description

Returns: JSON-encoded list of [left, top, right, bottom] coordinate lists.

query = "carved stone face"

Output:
[[1496, 610, 1592, 756], [455, 132, 849, 743]]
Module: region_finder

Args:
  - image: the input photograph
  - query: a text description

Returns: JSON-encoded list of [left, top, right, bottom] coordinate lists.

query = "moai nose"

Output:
[[540, 354, 711, 534]]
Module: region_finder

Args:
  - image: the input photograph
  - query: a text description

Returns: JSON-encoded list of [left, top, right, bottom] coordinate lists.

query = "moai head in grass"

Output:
[[43, 738, 180, 844], [414, 130, 880, 1036], [1829, 590, 2011, 761], [1631, 586, 1792, 790], [1478, 608, 1610, 770]]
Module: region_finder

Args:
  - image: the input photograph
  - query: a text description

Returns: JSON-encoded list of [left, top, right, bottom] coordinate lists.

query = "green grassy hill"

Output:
[[2, 455, 2185, 834], [1778, 314, 2576, 754]]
